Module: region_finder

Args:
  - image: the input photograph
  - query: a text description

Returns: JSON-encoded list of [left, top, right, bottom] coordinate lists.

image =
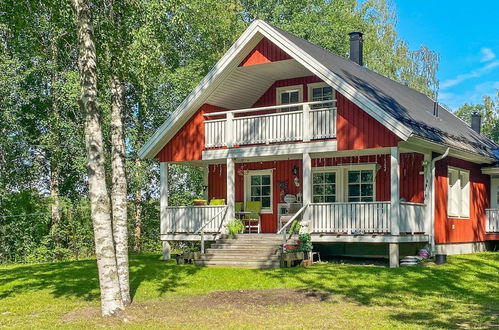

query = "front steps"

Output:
[[194, 234, 284, 269]]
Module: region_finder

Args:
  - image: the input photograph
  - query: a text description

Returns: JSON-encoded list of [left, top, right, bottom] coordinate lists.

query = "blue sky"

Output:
[[392, 0, 499, 110]]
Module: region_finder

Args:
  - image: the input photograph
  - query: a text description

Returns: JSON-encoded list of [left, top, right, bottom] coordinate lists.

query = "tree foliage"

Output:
[[0, 0, 441, 264]]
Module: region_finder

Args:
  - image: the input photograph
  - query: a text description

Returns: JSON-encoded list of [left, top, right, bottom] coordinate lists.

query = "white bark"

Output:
[[72, 0, 124, 316], [110, 76, 131, 305]]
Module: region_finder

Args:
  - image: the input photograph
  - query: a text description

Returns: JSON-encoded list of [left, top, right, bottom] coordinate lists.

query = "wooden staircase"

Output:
[[194, 234, 284, 269]]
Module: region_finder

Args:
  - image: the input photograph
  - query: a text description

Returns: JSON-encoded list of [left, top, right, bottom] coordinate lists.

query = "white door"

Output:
[[491, 178, 499, 208]]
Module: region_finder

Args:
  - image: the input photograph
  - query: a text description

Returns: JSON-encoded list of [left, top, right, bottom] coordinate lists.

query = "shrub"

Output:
[[297, 233, 313, 252], [226, 219, 244, 238]]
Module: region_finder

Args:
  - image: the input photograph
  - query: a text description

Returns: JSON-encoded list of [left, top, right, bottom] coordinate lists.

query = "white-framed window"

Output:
[[311, 164, 376, 203], [276, 85, 303, 112], [245, 170, 273, 213], [308, 82, 335, 109], [312, 171, 337, 203], [491, 178, 499, 208], [448, 167, 470, 218], [347, 169, 375, 202]]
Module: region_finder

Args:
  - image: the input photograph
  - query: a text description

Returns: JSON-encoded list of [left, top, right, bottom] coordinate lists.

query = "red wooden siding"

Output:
[[336, 92, 400, 150], [156, 104, 226, 162], [434, 156, 489, 244], [239, 38, 291, 67], [400, 153, 425, 203]]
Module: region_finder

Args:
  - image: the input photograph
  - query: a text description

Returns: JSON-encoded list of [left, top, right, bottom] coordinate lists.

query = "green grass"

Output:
[[0, 253, 497, 329]]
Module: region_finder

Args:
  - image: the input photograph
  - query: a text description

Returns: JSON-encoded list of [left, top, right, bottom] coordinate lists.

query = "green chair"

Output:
[[243, 201, 262, 233], [209, 198, 225, 205], [235, 202, 244, 212]]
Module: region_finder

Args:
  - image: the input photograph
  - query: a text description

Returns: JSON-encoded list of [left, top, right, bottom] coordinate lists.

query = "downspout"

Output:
[[429, 148, 450, 255]]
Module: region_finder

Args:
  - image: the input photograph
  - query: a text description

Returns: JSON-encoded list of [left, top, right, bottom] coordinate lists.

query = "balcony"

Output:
[[485, 208, 499, 233], [204, 100, 337, 148]]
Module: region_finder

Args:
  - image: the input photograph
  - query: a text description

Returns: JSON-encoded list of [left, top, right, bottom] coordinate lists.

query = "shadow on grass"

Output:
[[261, 252, 499, 328], [0, 254, 200, 302]]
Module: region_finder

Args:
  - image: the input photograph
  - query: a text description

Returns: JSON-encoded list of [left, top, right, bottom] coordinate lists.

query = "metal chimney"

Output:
[[471, 112, 481, 134], [349, 32, 364, 66]]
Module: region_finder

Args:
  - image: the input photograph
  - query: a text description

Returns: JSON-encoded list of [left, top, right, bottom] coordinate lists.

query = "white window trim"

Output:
[[276, 84, 303, 105], [311, 164, 377, 202], [307, 82, 336, 103], [447, 166, 470, 219], [244, 169, 273, 214]]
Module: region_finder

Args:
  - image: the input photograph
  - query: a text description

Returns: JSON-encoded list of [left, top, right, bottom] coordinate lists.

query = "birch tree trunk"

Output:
[[110, 75, 131, 305], [72, 0, 124, 316]]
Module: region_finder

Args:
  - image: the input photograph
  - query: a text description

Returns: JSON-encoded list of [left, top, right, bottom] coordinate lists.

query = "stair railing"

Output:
[[194, 205, 228, 253], [277, 204, 308, 250]]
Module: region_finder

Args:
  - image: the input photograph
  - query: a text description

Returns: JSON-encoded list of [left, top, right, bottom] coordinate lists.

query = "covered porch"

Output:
[[159, 146, 430, 244]]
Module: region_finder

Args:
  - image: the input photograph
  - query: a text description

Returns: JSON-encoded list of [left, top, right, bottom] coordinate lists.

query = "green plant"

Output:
[[298, 233, 313, 252], [226, 219, 244, 238], [289, 220, 301, 234]]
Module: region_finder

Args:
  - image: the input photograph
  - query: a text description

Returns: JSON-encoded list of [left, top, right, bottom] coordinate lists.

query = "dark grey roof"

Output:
[[273, 25, 499, 159]]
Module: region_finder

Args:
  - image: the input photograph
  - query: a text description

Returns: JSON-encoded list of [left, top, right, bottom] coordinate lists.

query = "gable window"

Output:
[[313, 172, 336, 203], [308, 83, 335, 109], [448, 167, 470, 218], [276, 85, 303, 112], [245, 170, 273, 213], [347, 170, 374, 202]]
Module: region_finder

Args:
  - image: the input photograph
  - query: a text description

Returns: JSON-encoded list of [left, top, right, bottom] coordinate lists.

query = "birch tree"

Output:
[[71, 0, 123, 316]]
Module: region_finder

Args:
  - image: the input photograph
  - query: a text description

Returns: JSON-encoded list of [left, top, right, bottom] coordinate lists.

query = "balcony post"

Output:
[[302, 152, 312, 232], [226, 157, 235, 232], [390, 147, 400, 236], [226, 112, 234, 147], [303, 103, 311, 142], [160, 162, 171, 260]]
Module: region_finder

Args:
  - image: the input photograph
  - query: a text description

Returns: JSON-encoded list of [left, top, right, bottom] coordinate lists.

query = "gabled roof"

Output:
[[140, 20, 499, 160]]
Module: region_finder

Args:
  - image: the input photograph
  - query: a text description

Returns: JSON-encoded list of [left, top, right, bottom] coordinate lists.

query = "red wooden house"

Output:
[[140, 20, 499, 267]]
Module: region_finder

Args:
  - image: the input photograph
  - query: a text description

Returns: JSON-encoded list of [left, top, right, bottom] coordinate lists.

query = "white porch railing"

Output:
[[310, 202, 391, 234], [204, 101, 336, 148], [486, 208, 499, 233], [399, 202, 426, 234], [163, 205, 226, 233]]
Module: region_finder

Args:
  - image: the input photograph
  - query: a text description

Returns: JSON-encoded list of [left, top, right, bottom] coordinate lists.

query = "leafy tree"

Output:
[[455, 91, 499, 142]]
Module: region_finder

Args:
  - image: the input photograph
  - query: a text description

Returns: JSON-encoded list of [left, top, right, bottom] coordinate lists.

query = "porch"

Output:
[[485, 209, 499, 240]]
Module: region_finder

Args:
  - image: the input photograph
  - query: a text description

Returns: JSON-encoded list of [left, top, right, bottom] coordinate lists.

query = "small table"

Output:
[[235, 211, 250, 220]]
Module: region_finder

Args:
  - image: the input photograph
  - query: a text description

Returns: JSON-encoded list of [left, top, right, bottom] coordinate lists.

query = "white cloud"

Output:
[[439, 80, 499, 110], [440, 60, 499, 89], [480, 47, 496, 62]]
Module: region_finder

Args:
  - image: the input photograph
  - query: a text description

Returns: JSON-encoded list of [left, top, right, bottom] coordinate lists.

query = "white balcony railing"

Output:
[[310, 202, 391, 234], [399, 202, 426, 234], [486, 208, 499, 233], [162, 205, 226, 234], [204, 100, 336, 148]]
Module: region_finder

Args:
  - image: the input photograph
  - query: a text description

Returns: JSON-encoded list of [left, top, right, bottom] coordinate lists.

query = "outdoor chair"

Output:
[[242, 201, 262, 233]]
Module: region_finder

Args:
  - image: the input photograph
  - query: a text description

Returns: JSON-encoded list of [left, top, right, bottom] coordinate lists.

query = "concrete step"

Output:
[[205, 247, 280, 256], [194, 259, 280, 269], [210, 243, 281, 249], [199, 254, 280, 261]]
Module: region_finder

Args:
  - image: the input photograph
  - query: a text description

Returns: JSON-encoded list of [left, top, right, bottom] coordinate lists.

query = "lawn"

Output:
[[0, 253, 497, 329]]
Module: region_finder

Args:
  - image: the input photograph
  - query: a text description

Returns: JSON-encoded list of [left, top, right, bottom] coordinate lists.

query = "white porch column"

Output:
[[390, 147, 400, 236], [302, 152, 312, 232], [160, 162, 170, 260], [302, 103, 311, 142], [389, 243, 399, 268], [423, 153, 432, 234], [202, 165, 209, 200], [226, 157, 235, 230], [226, 112, 234, 148]]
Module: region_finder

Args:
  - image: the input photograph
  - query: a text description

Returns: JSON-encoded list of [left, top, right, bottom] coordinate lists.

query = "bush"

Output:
[[226, 219, 244, 238], [297, 233, 313, 252]]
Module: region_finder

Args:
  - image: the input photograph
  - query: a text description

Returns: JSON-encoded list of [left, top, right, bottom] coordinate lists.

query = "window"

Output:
[[448, 167, 470, 218], [347, 170, 374, 202], [313, 172, 336, 202], [246, 170, 273, 213], [308, 82, 335, 109], [276, 85, 303, 112]]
